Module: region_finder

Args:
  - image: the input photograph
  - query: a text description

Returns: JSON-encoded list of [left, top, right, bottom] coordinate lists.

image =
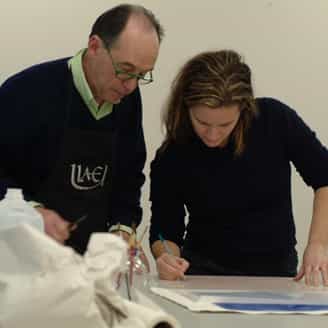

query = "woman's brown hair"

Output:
[[161, 50, 258, 156]]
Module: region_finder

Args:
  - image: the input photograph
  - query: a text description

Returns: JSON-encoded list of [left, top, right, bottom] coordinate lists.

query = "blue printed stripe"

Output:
[[216, 303, 328, 312]]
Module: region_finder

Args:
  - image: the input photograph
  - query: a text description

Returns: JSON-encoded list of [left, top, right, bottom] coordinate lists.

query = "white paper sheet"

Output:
[[151, 277, 328, 314]]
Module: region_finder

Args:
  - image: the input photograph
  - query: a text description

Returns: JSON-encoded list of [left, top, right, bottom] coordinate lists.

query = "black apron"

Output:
[[35, 78, 114, 254]]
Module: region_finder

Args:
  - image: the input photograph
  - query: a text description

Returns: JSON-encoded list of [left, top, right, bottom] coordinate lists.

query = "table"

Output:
[[145, 276, 328, 328]]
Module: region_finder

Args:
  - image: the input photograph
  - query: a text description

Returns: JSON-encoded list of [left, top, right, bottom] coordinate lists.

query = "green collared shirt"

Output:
[[68, 49, 113, 120]]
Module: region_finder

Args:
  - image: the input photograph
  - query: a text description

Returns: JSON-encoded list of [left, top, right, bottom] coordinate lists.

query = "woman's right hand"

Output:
[[156, 253, 189, 280]]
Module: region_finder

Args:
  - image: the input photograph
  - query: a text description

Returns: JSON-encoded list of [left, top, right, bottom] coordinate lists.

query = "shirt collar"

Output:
[[68, 49, 113, 120]]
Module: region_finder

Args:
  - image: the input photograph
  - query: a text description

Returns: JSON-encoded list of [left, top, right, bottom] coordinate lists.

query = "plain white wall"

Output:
[[1, 0, 327, 272]]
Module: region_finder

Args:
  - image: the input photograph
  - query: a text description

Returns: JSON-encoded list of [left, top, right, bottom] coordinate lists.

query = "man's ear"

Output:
[[87, 35, 102, 55]]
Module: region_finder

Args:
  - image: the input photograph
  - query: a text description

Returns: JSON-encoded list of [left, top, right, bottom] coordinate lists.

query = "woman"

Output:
[[149, 50, 328, 285]]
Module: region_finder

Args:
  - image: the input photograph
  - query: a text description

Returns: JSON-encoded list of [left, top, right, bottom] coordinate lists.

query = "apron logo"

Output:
[[70, 164, 108, 190]]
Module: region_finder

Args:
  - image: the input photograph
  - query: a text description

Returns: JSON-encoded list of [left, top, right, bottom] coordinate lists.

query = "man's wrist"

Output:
[[28, 201, 45, 208], [109, 224, 133, 235]]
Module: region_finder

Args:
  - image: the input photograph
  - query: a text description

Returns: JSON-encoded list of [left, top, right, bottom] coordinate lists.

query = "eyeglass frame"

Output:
[[103, 42, 154, 85]]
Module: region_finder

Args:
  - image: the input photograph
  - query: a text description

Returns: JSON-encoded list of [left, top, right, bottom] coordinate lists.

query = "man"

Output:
[[0, 4, 163, 254]]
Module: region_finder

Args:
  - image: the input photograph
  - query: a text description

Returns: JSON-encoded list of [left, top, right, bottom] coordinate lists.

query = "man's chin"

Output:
[[111, 98, 121, 104], [107, 90, 124, 104], [107, 94, 122, 104]]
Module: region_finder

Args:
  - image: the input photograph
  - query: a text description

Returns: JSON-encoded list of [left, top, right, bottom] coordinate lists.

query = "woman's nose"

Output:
[[206, 127, 221, 140]]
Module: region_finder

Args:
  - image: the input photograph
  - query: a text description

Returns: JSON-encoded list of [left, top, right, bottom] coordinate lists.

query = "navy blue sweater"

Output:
[[149, 98, 328, 271], [0, 58, 146, 228]]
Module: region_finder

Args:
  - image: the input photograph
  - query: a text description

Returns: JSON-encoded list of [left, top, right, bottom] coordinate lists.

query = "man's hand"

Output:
[[35, 207, 71, 244], [111, 230, 131, 242]]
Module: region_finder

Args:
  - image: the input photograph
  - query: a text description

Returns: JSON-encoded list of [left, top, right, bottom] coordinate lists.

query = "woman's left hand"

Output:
[[294, 242, 328, 286]]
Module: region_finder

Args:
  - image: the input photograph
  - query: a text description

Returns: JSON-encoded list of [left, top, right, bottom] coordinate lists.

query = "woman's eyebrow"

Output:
[[196, 117, 234, 127]]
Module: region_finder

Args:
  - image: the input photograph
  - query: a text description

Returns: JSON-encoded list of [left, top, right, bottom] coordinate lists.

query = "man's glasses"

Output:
[[106, 46, 153, 85]]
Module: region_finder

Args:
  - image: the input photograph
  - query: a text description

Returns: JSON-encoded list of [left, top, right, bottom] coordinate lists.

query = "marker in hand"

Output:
[[158, 233, 174, 255], [158, 233, 187, 280]]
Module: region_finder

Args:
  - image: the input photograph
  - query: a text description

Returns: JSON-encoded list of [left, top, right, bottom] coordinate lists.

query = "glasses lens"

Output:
[[116, 71, 134, 80]]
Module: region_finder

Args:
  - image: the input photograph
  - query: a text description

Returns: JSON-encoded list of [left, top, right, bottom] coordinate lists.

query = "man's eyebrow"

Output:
[[117, 61, 154, 72], [117, 61, 135, 69]]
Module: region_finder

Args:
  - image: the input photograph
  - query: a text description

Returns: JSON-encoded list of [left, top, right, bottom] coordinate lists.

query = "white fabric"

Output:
[[0, 224, 180, 328], [0, 188, 44, 232]]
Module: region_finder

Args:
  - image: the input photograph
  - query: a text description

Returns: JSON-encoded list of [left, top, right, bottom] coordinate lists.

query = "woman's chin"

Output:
[[203, 140, 221, 148], [202, 138, 228, 148]]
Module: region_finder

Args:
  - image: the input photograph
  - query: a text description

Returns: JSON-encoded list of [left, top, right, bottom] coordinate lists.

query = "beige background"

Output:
[[1, 0, 327, 272]]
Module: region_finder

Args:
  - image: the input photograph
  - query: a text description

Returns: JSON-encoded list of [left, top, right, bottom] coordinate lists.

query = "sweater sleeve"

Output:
[[149, 146, 186, 247], [0, 75, 42, 199], [276, 99, 328, 189], [0, 59, 71, 202]]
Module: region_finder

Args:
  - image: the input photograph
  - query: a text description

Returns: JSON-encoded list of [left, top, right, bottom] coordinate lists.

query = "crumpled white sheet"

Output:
[[0, 224, 180, 328]]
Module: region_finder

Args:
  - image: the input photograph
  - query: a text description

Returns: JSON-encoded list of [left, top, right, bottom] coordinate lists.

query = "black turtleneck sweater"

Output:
[[149, 98, 328, 275]]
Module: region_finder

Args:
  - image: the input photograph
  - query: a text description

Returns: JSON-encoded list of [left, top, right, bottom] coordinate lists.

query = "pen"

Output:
[[69, 214, 88, 231], [159, 233, 186, 280]]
